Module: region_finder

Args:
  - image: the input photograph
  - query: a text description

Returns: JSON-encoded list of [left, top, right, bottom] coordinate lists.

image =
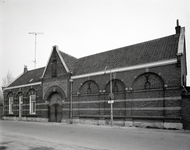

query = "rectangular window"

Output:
[[9, 97, 13, 114], [30, 95, 36, 114]]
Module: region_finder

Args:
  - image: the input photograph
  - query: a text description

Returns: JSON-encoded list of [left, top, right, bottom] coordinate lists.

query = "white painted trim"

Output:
[[177, 27, 185, 55], [41, 45, 69, 78], [63, 107, 181, 111], [3, 82, 41, 90], [41, 46, 54, 78], [71, 59, 177, 79], [56, 49, 69, 73], [64, 96, 181, 104]]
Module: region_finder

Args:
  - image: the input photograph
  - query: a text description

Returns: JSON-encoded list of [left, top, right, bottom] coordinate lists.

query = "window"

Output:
[[30, 95, 36, 114], [52, 59, 57, 77], [9, 97, 13, 114], [19, 96, 23, 104]]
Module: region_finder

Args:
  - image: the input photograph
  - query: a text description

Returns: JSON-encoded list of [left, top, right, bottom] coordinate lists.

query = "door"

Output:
[[49, 92, 63, 122], [50, 104, 56, 122], [49, 104, 62, 122], [55, 104, 62, 122]]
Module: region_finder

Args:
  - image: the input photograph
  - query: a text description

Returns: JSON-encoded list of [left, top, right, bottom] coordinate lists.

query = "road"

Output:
[[0, 120, 190, 150]]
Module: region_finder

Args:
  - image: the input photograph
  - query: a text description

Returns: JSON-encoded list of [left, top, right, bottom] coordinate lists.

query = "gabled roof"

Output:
[[8, 67, 45, 87], [42, 46, 78, 78], [58, 50, 77, 73], [73, 34, 180, 76], [6, 32, 182, 89]]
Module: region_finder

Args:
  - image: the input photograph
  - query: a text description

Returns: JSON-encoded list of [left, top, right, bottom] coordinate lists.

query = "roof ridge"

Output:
[[26, 66, 45, 72], [58, 50, 78, 60], [78, 34, 177, 60], [73, 33, 179, 76]]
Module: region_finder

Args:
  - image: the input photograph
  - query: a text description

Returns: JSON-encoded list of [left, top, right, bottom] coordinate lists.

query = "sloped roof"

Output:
[[8, 67, 45, 87], [7, 33, 180, 88], [58, 50, 77, 72], [73, 34, 180, 75]]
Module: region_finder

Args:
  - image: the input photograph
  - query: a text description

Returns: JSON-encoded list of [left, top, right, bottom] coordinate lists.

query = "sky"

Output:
[[0, 0, 190, 87]]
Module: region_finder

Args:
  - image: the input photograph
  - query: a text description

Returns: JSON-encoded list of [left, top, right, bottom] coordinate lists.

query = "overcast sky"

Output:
[[1, 0, 190, 87]]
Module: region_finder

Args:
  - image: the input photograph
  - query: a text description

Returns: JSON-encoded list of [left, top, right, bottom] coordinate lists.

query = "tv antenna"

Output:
[[29, 32, 44, 68]]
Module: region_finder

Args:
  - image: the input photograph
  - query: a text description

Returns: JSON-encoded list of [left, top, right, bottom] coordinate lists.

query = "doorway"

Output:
[[49, 93, 62, 122]]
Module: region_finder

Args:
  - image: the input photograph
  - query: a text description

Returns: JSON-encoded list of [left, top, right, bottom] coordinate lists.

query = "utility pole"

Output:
[[29, 32, 44, 68], [105, 66, 114, 127]]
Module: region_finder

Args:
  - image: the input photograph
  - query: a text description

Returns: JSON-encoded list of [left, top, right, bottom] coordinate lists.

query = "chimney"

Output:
[[175, 19, 181, 34], [24, 65, 28, 73]]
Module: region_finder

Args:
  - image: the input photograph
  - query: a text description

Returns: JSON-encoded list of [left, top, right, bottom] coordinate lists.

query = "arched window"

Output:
[[27, 89, 36, 114], [132, 72, 164, 90], [105, 79, 125, 93], [80, 80, 99, 95], [7, 92, 14, 114], [52, 59, 57, 77]]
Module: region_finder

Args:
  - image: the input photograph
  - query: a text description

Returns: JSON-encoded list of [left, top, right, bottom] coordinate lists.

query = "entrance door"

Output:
[[49, 93, 63, 122], [49, 104, 62, 122], [50, 104, 56, 122]]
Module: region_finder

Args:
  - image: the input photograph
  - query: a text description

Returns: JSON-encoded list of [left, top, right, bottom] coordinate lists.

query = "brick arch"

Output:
[[16, 92, 23, 104], [6, 91, 14, 100], [131, 72, 165, 117], [44, 85, 66, 102], [132, 72, 164, 90], [78, 80, 99, 117], [26, 88, 36, 97], [104, 79, 126, 117], [79, 80, 99, 95], [105, 79, 125, 93]]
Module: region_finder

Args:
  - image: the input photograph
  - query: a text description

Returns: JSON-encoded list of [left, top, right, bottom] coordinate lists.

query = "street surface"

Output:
[[0, 120, 190, 150]]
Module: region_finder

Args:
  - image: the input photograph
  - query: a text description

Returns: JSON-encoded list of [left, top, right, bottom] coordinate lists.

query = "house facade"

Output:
[[2, 21, 189, 129]]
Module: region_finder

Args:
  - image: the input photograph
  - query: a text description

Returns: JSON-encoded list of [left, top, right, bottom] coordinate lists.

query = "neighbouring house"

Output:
[[2, 20, 189, 129]]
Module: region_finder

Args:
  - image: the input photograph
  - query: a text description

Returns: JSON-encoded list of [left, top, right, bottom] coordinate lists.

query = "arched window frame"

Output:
[[27, 89, 36, 114]]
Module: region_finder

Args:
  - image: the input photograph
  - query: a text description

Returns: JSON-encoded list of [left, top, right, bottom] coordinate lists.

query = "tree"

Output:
[[0, 71, 14, 105], [2, 71, 14, 87], [0, 89, 3, 106]]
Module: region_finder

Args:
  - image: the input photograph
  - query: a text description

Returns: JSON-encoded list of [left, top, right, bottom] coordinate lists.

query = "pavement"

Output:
[[0, 120, 190, 150]]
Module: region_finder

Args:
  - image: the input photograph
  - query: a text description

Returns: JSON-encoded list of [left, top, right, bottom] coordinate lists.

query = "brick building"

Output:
[[2, 21, 189, 129]]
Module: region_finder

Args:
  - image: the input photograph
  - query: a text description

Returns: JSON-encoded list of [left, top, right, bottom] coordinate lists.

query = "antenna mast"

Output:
[[29, 32, 44, 68]]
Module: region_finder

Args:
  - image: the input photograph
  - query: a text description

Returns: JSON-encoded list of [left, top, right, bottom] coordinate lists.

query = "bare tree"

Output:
[[2, 71, 14, 87], [0, 71, 14, 105], [0, 89, 3, 106]]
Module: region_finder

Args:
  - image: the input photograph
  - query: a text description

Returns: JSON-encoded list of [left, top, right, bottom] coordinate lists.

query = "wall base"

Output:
[[3, 116, 48, 122], [3, 116, 183, 130]]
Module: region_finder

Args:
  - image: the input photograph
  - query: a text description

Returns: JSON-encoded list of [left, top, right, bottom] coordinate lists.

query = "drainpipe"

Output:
[[70, 79, 73, 123]]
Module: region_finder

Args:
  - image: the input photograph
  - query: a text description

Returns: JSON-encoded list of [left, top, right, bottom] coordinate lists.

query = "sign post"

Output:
[[108, 99, 114, 126], [105, 65, 114, 127]]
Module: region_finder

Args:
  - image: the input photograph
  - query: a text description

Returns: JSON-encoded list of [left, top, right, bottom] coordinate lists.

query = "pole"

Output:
[[70, 79, 73, 123], [105, 66, 114, 127], [29, 32, 44, 69], [34, 34, 37, 68], [110, 69, 113, 127]]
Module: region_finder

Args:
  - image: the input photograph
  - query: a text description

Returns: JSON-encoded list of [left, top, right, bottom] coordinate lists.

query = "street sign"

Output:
[[108, 93, 114, 100], [108, 100, 114, 104]]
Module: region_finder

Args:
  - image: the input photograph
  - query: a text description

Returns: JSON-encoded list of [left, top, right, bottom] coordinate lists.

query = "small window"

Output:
[[30, 95, 36, 114], [29, 79, 33, 82], [9, 97, 13, 114], [52, 59, 57, 77]]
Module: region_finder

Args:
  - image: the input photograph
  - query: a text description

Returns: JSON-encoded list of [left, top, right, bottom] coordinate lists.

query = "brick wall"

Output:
[[182, 90, 190, 130], [71, 63, 182, 122], [3, 84, 46, 118]]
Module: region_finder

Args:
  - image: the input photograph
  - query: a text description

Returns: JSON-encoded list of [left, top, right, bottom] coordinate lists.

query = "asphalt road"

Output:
[[0, 120, 190, 150]]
